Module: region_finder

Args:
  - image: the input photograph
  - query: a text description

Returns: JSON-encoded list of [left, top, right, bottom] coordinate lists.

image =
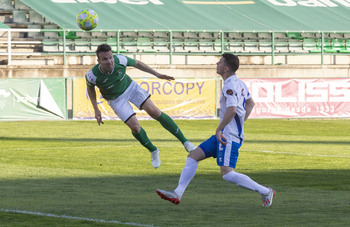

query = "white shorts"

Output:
[[107, 81, 150, 122]]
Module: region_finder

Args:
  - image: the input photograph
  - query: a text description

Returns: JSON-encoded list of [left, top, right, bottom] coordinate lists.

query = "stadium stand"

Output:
[[1, 0, 350, 66]]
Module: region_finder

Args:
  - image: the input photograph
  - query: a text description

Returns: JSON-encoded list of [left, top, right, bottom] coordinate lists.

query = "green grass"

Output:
[[0, 119, 349, 226]]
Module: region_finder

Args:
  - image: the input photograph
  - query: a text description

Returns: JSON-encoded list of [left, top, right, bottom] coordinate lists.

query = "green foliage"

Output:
[[0, 119, 349, 226]]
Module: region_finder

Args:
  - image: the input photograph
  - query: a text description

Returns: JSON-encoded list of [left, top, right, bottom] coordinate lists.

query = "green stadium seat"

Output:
[[339, 39, 350, 53], [286, 32, 303, 40], [12, 10, 27, 23], [0, 0, 13, 10]]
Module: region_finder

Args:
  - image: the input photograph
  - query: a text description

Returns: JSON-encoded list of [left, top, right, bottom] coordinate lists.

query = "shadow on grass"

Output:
[[0, 169, 349, 226]]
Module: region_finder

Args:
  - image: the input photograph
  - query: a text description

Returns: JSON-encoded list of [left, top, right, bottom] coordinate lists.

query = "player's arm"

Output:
[[244, 98, 255, 121], [86, 85, 104, 126], [216, 106, 236, 145], [134, 60, 174, 81]]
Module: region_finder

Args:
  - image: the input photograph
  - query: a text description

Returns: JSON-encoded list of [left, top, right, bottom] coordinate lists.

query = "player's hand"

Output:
[[95, 110, 104, 126], [216, 130, 227, 145], [157, 74, 175, 81]]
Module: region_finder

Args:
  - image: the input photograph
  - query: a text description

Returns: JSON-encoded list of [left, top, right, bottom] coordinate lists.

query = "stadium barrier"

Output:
[[1, 29, 350, 65], [1, 77, 349, 120]]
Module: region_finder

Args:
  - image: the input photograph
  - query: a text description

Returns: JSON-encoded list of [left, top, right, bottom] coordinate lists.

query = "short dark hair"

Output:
[[96, 44, 112, 56], [222, 53, 239, 73]]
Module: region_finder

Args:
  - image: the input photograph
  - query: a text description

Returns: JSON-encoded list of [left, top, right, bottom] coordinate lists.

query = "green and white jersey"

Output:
[[85, 55, 136, 100]]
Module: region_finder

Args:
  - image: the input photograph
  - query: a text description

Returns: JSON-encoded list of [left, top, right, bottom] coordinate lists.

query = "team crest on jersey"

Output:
[[226, 89, 233, 95]]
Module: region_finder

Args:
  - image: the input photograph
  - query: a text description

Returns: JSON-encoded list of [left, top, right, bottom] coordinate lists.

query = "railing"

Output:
[[1, 29, 350, 65]]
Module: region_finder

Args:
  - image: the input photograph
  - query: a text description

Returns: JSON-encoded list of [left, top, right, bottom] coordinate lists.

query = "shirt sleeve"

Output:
[[85, 70, 96, 88], [116, 55, 136, 67], [223, 85, 238, 108]]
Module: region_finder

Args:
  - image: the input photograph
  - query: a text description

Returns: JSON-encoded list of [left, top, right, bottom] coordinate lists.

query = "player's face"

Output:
[[216, 57, 227, 75], [97, 51, 114, 74]]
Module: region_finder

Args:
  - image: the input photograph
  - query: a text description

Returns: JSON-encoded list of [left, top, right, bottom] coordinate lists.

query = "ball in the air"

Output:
[[76, 9, 99, 31]]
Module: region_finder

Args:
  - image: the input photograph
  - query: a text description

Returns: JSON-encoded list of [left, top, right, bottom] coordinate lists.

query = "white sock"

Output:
[[174, 157, 198, 197], [222, 171, 270, 195]]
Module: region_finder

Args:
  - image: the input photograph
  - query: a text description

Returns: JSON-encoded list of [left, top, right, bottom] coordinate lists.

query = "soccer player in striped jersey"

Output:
[[156, 53, 275, 207], [85, 44, 196, 169]]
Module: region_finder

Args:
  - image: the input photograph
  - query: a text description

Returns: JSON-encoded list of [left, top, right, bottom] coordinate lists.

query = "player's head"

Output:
[[96, 44, 114, 74], [223, 53, 239, 72]]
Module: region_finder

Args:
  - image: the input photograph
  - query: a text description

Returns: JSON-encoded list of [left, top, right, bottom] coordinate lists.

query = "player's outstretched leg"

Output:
[[261, 187, 275, 207], [156, 112, 197, 152], [150, 148, 161, 169], [156, 189, 181, 204]]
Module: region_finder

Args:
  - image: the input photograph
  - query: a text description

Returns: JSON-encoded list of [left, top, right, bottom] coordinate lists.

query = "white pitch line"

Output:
[[3, 144, 176, 151], [0, 209, 157, 227], [242, 149, 350, 158]]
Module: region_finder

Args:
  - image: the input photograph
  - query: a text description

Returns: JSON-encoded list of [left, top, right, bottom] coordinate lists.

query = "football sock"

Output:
[[174, 157, 198, 197], [132, 127, 157, 152], [223, 171, 270, 195], [156, 112, 187, 144]]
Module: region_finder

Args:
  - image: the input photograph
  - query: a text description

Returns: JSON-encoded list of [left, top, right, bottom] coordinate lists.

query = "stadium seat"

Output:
[[43, 25, 59, 38], [27, 24, 42, 38], [243, 40, 260, 53], [0, 0, 13, 10], [227, 32, 243, 40], [74, 39, 90, 52], [183, 39, 199, 53], [172, 38, 185, 52], [138, 31, 154, 38], [58, 39, 74, 52], [198, 39, 215, 53], [274, 43, 289, 53], [258, 40, 272, 53], [183, 32, 198, 39], [288, 40, 305, 53], [121, 37, 137, 53], [75, 31, 91, 39], [42, 38, 59, 52], [228, 40, 244, 53], [14, 0, 30, 10], [286, 32, 303, 40], [257, 32, 272, 39], [90, 38, 106, 52], [12, 10, 27, 23], [302, 38, 318, 52], [339, 39, 350, 53], [243, 32, 258, 40], [153, 38, 169, 53], [198, 32, 214, 39], [137, 37, 156, 53], [106, 37, 118, 52], [214, 39, 229, 52], [29, 10, 44, 23]]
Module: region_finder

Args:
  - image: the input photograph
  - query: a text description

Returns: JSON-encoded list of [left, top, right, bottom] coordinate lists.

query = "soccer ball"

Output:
[[76, 9, 99, 31]]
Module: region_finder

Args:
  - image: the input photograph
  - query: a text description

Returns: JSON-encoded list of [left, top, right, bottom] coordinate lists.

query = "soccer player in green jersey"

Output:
[[85, 44, 196, 168]]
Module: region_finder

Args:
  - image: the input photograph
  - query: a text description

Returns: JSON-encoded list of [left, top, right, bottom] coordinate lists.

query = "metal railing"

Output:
[[1, 28, 350, 65]]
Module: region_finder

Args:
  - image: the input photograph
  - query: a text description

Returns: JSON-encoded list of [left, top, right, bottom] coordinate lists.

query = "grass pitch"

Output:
[[0, 119, 349, 226]]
